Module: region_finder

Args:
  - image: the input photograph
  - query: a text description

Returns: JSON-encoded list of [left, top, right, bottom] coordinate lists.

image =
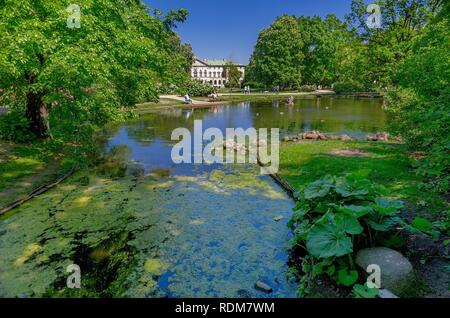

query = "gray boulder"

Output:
[[355, 247, 414, 296], [339, 134, 352, 141], [126, 161, 145, 177]]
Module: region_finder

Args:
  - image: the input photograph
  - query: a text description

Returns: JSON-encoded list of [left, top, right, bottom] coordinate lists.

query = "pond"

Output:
[[0, 97, 385, 298]]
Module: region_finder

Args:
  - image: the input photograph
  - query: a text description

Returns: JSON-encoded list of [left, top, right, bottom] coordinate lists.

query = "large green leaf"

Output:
[[411, 217, 433, 232], [303, 176, 334, 199], [336, 205, 372, 218], [371, 197, 404, 215], [352, 284, 379, 298], [335, 213, 364, 235], [334, 176, 370, 198], [338, 269, 359, 287], [306, 223, 353, 258], [367, 218, 397, 232]]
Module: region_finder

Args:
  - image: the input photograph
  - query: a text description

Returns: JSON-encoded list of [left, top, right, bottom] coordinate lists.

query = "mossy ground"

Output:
[[279, 140, 446, 216], [0, 141, 72, 208]]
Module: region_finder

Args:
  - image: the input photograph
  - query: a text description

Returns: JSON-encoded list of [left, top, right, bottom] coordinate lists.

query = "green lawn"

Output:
[[279, 140, 445, 215], [0, 141, 71, 208]]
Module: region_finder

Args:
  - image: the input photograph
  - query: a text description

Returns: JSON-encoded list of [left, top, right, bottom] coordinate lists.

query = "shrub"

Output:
[[179, 79, 215, 97], [242, 81, 266, 91], [288, 174, 432, 297], [387, 20, 450, 194], [0, 111, 36, 143], [298, 85, 317, 92], [333, 81, 366, 94]]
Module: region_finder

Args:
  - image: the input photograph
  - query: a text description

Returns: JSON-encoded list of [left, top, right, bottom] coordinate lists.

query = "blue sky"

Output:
[[145, 0, 353, 64]]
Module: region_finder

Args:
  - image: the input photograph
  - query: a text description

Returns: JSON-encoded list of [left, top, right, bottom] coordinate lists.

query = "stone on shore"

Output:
[[254, 281, 273, 293], [367, 133, 389, 142], [126, 161, 145, 177], [339, 134, 352, 141], [355, 247, 414, 295]]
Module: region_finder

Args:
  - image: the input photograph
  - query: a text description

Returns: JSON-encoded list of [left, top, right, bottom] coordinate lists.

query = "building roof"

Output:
[[194, 58, 245, 67]]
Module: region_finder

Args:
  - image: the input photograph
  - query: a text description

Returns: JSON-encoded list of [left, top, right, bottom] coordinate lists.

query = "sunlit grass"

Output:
[[279, 140, 445, 214]]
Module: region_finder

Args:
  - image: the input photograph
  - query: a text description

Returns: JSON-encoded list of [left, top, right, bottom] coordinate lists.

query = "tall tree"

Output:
[[246, 15, 304, 89], [345, 0, 443, 87], [0, 0, 191, 140], [298, 15, 350, 87], [224, 62, 242, 90]]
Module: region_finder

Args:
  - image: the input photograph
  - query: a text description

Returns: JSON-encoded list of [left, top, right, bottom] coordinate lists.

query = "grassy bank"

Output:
[[278, 140, 446, 216], [0, 140, 93, 211]]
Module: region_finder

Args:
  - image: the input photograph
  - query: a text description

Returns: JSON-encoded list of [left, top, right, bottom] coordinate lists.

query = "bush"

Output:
[[333, 81, 366, 94], [179, 80, 215, 97], [288, 174, 431, 297], [0, 111, 36, 143], [298, 85, 317, 92], [387, 20, 450, 194]]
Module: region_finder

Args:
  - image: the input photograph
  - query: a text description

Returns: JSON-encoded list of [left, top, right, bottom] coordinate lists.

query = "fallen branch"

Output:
[[0, 168, 75, 215]]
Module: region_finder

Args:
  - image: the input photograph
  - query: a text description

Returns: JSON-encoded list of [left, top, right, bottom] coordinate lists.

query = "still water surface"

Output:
[[0, 98, 385, 297]]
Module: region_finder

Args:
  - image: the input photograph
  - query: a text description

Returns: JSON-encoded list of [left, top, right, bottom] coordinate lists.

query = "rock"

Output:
[[367, 133, 389, 142], [223, 140, 235, 149], [282, 135, 291, 142], [273, 215, 284, 222], [378, 289, 398, 298], [126, 162, 145, 177], [405, 232, 440, 258], [254, 281, 273, 293], [339, 134, 352, 141], [377, 133, 389, 141], [317, 133, 328, 140], [303, 131, 321, 140], [355, 247, 414, 295]]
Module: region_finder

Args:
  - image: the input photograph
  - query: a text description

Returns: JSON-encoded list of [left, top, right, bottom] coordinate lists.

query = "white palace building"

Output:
[[191, 58, 246, 88]]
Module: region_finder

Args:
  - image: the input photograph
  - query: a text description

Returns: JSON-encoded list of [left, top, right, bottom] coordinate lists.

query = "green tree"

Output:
[[345, 0, 443, 88], [387, 10, 449, 192], [0, 1, 191, 141], [246, 15, 304, 89], [224, 62, 242, 90], [298, 15, 351, 87]]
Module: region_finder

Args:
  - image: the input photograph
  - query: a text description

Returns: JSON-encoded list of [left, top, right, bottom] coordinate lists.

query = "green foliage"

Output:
[[246, 15, 304, 89], [0, 1, 192, 141], [352, 283, 379, 298], [0, 110, 36, 143], [289, 174, 410, 296], [298, 15, 350, 87], [224, 62, 242, 89], [387, 16, 450, 193], [179, 79, 215, 97], [298, 85, 317, 92], [333, 81, 366, 95]]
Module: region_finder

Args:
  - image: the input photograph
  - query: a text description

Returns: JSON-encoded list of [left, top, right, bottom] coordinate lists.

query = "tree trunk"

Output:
[[25, 92, 50, 139]]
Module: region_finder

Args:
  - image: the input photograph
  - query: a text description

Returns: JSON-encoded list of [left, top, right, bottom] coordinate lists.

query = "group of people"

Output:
[[243, 85, 251, 94]]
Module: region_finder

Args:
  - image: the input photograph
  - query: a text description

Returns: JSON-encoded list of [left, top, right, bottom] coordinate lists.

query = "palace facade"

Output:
[[191, 58, 246, 88]]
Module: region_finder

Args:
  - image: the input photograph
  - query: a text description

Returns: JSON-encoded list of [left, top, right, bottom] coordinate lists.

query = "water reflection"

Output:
[[106, 97, 386, 174]]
